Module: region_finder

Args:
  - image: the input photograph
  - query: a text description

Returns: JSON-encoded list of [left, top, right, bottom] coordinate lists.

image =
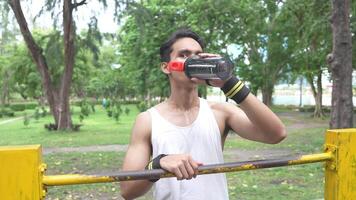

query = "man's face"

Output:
[[169, 37, 203, 62], [164, 37, 203, 83]]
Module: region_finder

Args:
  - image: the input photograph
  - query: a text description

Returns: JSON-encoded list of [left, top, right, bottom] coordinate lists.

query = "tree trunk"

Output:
[[306, 72, 325, 118], [315, 71, 324, 118], [8, 0, 79, 130], [58, 0, 75, 130], [327, 0, 353, 128], [1, 70, 9, 106], [0, 4, 10, 107], [261, 85, 273, 107], [261, 71, 274, 107], [299, 77, 303, 107]]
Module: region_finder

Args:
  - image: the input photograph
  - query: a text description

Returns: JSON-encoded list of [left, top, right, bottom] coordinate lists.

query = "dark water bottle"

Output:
[[184, 56, 234, 81]]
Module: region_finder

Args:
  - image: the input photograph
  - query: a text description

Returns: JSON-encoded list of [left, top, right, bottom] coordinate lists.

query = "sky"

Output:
[[27, 0, 119, 33]]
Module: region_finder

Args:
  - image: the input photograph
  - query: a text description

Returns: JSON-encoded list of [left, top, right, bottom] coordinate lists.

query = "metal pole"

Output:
[[43, 152, 332, 186]]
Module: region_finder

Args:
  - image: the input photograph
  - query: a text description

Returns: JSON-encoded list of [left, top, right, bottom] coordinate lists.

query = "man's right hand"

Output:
[[160, 154, 203, 180]]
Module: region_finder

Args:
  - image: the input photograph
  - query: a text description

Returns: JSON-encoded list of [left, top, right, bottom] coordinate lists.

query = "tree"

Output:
[[119, 0, 348, 113], [118, 1, 183, 104], [327, 0, 353, 128], [285, 0, 332, 118], [0, 1, 18, 106], [10, 42, 42, 100], [228, 0, 294, 106], [118, 0, 243, 103], [7, 0, 121, 130]]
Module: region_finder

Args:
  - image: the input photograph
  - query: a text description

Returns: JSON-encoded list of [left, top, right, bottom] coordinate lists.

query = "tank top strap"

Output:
[[147, 107, 159, 118], [198, 98, 215, 121]]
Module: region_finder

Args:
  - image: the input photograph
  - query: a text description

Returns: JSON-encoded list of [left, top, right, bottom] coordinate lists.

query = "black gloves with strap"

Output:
[[221, 76, 250, 104]]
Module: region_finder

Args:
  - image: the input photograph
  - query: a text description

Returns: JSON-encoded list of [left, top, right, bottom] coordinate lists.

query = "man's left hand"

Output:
[[190, 77, 226, 88], [189, 52, 229, 87]]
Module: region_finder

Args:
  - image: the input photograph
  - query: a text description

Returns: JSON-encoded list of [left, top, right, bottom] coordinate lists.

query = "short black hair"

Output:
[[160, 28, 205, 62]]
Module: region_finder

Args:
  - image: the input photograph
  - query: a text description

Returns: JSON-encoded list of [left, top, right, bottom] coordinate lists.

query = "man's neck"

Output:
[[167, 85, 200, 111]]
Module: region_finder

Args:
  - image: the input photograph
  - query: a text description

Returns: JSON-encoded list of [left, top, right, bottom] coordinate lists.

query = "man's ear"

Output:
[[161, 62, 170, 74]]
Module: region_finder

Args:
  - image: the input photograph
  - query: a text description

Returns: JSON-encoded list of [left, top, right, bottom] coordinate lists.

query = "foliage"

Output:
[[23, 112, 29, 126], [136, 101, 149, 112], [1, 0, 354, 121], [0, 1, 19, 105], [9, 102, 38, 111], [104, 100, 128, 122], [117, 0, 308, 106], [34, 108, 40, 120], [0, 107, 15, 117], [78, 99, 91, 123], [124, 107, 130, 115]]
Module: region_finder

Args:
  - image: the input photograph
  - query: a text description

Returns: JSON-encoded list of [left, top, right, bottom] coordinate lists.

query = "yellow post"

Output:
[[0, 145, 45, 200], [325, 128, 356, 200]]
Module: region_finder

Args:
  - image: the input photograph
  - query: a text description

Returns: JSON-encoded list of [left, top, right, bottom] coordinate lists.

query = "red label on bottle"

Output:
[[168, 61, 184, 71]]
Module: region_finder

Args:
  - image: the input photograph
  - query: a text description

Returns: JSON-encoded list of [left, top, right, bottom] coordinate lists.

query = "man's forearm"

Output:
[[239, 94, 286, 144], [120, 180, 153, 200]]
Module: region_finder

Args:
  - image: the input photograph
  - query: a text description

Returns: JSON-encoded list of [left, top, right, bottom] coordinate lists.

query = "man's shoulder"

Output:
[[207, 100, 230, 109], [132, 111, 152, 138], [135, 101, 166, 125], [135, 110, 151, 125], [207, 100, 240, 114], [152, 101, 166, 109]]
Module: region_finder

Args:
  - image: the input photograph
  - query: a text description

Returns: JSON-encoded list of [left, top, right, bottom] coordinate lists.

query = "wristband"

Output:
[[145, 154, 167, 182], [221, 76, 250, 104]]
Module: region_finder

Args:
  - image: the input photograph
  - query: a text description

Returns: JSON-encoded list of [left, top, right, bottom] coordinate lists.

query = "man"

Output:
[[120, 28, 286, 200]]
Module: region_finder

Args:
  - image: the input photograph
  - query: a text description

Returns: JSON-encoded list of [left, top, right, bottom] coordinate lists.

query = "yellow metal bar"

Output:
[[43, 152, 332, 186], [43, 174, 118, 186], [0, 145, 45, 200], [324, 128, 356, 200], [287, 152, 333, 165]]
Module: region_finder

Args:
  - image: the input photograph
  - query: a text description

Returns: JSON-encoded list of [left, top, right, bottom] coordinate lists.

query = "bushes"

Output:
[[298, 105, 331, 113], [9, 102, 38, 111], [0, 102, 38, 118], [0, 107, 15, 118]]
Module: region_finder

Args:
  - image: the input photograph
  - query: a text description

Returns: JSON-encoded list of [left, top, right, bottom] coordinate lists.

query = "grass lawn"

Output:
[[0, 105, 139, 147], [224, 127, 326, 153], [227, 163, 324, 200], [0, 104, 334, 199]]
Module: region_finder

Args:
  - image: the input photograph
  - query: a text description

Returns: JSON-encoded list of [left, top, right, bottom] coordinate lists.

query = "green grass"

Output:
[[270, 105, 299, 113], [44, 152, 124, 200], [44, 151, 153, 200], [44, 152, 125, 174], [224, 127, 327, 153], [224, 109, 329, 153], [42, 141, 325, 200], [0, 105, 139, 147], [227, 164, 324, 200], [222, 112, 329, 200]]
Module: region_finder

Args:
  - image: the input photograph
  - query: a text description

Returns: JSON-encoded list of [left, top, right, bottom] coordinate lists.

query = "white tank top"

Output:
[[148, 98, 229, 200]]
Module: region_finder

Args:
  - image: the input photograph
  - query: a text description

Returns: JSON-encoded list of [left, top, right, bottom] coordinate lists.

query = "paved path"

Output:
[[43, 144, 128, 155], [43, 144, 294, 162], [0, 116, 24, 125]]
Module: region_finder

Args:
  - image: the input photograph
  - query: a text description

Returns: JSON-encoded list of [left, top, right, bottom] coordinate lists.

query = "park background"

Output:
[[1, 0, 355, 199]]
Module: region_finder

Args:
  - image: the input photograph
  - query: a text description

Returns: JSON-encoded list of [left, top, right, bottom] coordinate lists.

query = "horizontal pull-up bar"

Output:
[[43, 152, 333, 186]]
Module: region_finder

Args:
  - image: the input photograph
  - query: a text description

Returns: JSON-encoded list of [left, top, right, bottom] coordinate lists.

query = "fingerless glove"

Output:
[[145, 154, 167, 182], [221, 77, 250, 104]]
